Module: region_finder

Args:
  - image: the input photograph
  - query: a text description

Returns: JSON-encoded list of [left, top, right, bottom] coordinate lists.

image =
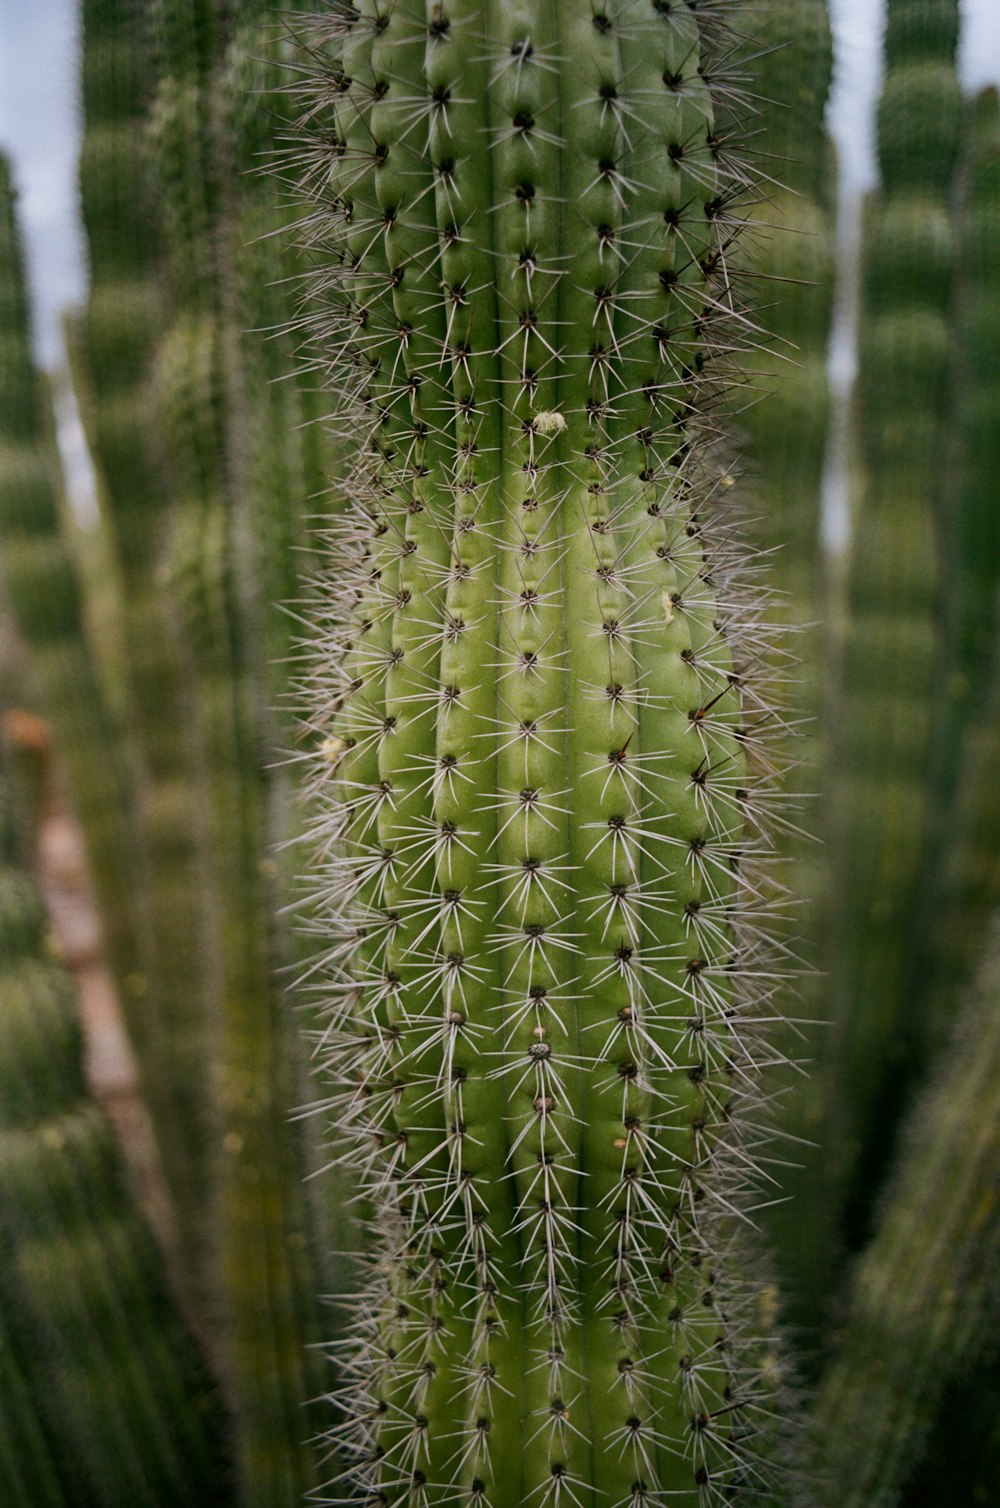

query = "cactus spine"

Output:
[[826, 0, 962, 1245], [297, 4, 787, 1503]]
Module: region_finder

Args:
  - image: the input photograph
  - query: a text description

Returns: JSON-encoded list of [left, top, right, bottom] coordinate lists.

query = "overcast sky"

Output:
[[1, 0, 999, 366]]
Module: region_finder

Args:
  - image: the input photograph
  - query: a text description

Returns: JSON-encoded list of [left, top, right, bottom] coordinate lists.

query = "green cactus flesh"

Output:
[[297, 3, 785, 1503]]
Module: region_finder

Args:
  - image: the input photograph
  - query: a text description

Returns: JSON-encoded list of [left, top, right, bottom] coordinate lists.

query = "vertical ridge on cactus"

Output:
[[292, 3, 791, 1502]]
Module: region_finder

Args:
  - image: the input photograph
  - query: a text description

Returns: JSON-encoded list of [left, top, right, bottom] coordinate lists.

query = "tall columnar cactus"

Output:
[[216, 0, 335, 696], [826, 0, 962, 1247], [738, 0, 834, 603], [937, 88, 1000, 713], [810, 907, 1000, 1507], [906, 90, 1000, 1069], [75, 0, 217, 1324], [0, 752, 228, 1506], [736, 0, 835, 1346], [295, 4, 788, 1503], [148, 1, 324, 1497], [0, 155, 146, 1120]]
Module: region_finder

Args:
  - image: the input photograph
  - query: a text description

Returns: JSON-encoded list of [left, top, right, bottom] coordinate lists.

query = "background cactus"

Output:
[[736, 0, 836, 1346], [905, 87, 1000, 1070], [825, 0, 962, 1252], [293, 3, 791, 1502], [145, 1, 324, 1497], [0, 738, 228, 1506], [811, 906, 1000, 1506], [74, 0, 219, 1330]]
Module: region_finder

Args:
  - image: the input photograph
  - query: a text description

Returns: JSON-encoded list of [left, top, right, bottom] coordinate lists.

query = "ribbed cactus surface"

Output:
[[297, 4, 785, 1503]]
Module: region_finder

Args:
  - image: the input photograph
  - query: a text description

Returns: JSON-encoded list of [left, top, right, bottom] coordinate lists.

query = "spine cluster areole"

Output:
[[294, 3, 789, 1503]]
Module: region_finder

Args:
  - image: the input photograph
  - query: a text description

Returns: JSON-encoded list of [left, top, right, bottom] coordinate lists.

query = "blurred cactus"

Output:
[[0, 153, 151, 1135], [902, 91, 1000, 1076], [74, 0, 218, 1326], [940, 89, 1000, 715], [826, 0, 962, 1249], [811, 906, 1000, 1506], [145, 1, 323, 1499], [737, 0, 835, 1345], [0, 746, 228, 1505]]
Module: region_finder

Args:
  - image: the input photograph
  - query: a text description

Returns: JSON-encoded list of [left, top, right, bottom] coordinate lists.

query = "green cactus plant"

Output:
[[810, 905, 1000, 1507], [292, 4, 792, 1503], [826, 0, 962, 1250], [0, 152, 150, 1136], [74, 0, 219, 1327], [903, 89, 1000, 1075], [736, 0, 835, 1348], [940, 88, 1000, 716], [0, 748, 228, 1506], [147, 1, 325, 1497]]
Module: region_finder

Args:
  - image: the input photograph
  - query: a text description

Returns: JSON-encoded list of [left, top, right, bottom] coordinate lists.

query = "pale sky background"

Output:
[[0, 0, 999, 532]]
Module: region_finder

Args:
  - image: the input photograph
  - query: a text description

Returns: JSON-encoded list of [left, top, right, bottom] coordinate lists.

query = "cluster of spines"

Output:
[[0, 752, 228, 1506], [293, 3, 790, 1503]]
